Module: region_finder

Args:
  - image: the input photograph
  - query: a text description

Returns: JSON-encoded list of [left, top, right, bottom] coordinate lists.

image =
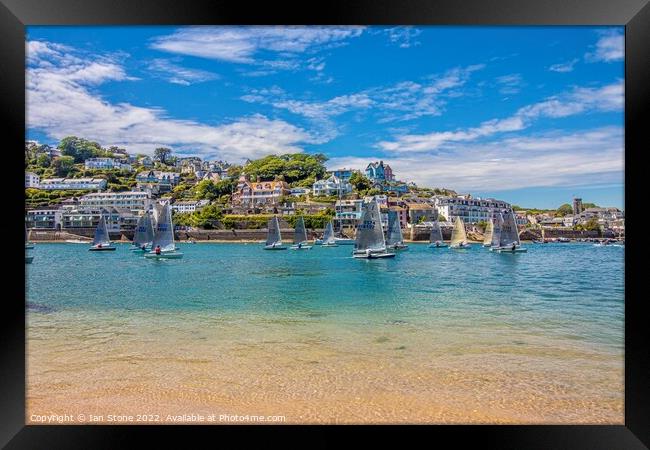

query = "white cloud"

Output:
[[27, 40, 315, 161], [379, 81, 623, 153], [147, 59, 219, 85], [585, 30, 624, 62], [495, 73, 524, 95], [241, 64, 485, 125], [548, 58, 579, 73], [328, 126, 623, 192], [383, 27, 422, 48], [150, 26, 364, 64]]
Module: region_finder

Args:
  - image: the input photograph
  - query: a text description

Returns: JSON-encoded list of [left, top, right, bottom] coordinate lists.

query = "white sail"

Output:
[[491, 213, 503, 247], [266, 216, 282, 246], [133, 212, 154, 247], [293, 216, 308, 244], [450, 216, 467, 246], [483, 219, 494, 245], [354, 199, 386, 252], [92, 215, 111, 246], [429, 221, 443, 243], [386, 210, 404, 246], [151, 203, 175, 251], [323, 221, 336, 244], [499, 211, 520, 247]]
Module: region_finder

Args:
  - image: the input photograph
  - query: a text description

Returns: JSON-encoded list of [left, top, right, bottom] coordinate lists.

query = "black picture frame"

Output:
[[2, 0, 647, 448]]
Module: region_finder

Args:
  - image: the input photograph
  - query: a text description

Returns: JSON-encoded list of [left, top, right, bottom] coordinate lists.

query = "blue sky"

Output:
[[26, 26, 624, 209]]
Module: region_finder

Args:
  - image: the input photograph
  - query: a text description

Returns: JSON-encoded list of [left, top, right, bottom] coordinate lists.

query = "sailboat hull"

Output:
[[26, 255, 34, 264], [264, 244, 287, 250], [321, 242, 338, 247], [290, 245, 312, 250], [88, 246, 116, 251], [25, 244, 35, 249], [352, 252, 396, 259], [428, 242, 448, 248], [144, 251, 184, 259], [494, 247, 527, 253], [387, 244, 409, 250], [449, 243, 470, 249]]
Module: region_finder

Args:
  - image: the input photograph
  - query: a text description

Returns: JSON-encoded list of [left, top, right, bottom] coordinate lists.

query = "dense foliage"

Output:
[[243, 153, 327, 184]]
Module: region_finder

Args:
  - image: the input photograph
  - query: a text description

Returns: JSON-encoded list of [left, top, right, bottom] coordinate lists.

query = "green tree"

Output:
[[51, 156, 75, 176], [349, 172, 371, 192], [36, 153, 51, 168], [57, 136, 106, 163], [243, 154, 327, 184], [554, 204, 574, 217], [438, 214, 447, 221], [154, 147, 172, 165]]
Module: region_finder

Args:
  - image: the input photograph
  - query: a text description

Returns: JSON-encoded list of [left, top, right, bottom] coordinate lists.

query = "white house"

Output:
[[79, 191, 152, 214], [26, 208, 62, 229], [171, 199, 210, 214], [25, 172, 40, 188], [312, 175, 352, 197], [84, 157, 132, 171], [38, 178, 107, 190], [433, 195, 512, 224]]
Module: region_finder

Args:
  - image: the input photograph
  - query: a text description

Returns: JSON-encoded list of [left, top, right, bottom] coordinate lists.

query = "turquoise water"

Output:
[[26, 242, 624, 423], [26, 242, 624, 349]]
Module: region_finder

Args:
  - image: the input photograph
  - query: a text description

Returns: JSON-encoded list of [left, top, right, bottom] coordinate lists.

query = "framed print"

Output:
[[2, 0, 648, 447]]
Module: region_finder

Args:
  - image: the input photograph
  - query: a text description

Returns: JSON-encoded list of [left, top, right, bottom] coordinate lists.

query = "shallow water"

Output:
[[26, 242, 624, 424]]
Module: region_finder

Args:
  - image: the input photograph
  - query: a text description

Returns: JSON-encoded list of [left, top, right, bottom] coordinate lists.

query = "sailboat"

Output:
[[25, 224, 35, 249], [352, 199, 395, 259], [386, 210, 408, 250], [487, 213, 503, 249], [449, 216, 470, 249], [25, 224, 34, 263], [131, 212, 154, 252], [492, 211, 527, 253], [264, 216, 287, 250], [428, 221, 447, 248], [483, 218, 494, 247], [144, 203, 183, 259], [89, 215, 116, 251], [321, 221, 338, 247], [291, 216, 312, 250]]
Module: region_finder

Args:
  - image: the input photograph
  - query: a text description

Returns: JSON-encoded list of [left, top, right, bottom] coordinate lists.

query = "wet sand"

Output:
[[27, 310, 624, 424]]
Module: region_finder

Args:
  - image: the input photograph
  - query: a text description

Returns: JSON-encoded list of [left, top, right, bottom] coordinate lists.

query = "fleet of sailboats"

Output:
[[291, 216, 312, 250], [88, 216, 116, 251], [428, 221, 447, 248], [352, 199, 395, 259], [386, 210, 408, 250], [449, 216, 470, 249], [264, 216, 287, 250], [29, 196, 534, 258], [144, 203, 184, 259]]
